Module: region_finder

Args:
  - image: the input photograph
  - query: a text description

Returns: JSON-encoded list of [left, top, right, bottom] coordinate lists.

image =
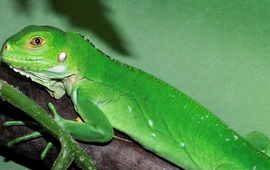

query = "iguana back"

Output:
[[81, 42, 270, 169]]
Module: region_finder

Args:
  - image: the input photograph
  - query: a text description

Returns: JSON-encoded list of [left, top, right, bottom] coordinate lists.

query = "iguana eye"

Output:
[[31, 37, 43, 46]]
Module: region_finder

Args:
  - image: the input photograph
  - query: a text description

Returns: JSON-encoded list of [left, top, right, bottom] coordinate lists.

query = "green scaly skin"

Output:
[[1, 25, 270, 169]]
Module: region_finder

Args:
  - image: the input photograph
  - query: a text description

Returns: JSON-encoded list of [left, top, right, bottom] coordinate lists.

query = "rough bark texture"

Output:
[[0, 66, 181, 170]]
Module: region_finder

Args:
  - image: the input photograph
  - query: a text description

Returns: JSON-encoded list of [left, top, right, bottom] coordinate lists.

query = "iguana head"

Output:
[[1, 25, 77, 79], [0, 25, 87, 98]]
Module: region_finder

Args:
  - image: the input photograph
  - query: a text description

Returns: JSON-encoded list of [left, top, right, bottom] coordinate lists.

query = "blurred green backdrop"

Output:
[[1, 0, 270, 169]]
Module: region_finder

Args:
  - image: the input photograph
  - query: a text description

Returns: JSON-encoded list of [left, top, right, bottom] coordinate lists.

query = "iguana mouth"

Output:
[[1, 54, 56, 82], [8, 64, 55, 84], [2, 54, 53, 72], [9, 65, 30, 78], [2, 54, 46, 64]]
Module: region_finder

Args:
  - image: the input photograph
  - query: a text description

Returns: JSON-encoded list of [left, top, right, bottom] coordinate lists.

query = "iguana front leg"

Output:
[[61, 79, 114, 142]]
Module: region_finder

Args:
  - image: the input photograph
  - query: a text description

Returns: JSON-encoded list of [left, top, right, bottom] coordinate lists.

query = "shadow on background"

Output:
[[14, 0, 129, 55]]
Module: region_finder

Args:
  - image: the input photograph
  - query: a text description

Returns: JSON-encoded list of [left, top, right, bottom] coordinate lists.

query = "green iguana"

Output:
[[1, 25, 270, 169]]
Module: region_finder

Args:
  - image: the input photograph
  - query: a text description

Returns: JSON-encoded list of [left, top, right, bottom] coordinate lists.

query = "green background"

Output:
[[1, 0, 270, 169]]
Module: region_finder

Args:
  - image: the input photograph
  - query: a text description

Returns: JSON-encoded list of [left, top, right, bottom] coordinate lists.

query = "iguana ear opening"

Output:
[[58, 51, 67, 63], [4, 44, 10, 50]]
